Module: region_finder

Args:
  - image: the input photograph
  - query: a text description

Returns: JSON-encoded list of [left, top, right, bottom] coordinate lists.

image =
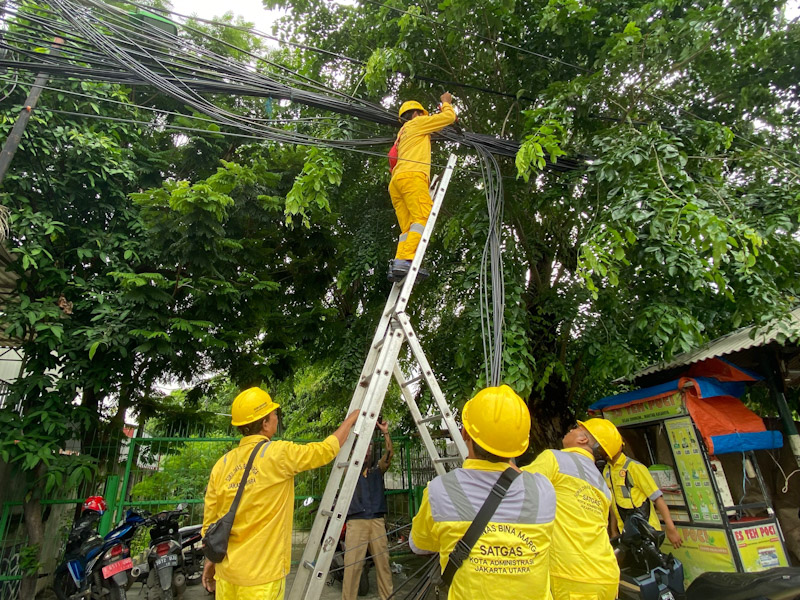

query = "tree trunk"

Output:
[[19, 463, 47, 599]]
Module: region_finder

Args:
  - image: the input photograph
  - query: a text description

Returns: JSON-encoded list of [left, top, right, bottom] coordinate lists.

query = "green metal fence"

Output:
[[0, 425, 440, 598]]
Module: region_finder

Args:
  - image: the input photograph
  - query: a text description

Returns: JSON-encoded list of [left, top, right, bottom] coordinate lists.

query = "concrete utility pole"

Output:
[[0, 37, 64, 186]]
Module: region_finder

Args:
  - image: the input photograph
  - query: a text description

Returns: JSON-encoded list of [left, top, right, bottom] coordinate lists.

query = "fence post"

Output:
[[99, 475, 119, 536], [115, 435, 138, 524], [405, 439, 414, 517]]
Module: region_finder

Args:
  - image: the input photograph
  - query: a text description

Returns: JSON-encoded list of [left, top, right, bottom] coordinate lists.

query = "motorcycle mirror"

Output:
[[303, 497, 314, 507]]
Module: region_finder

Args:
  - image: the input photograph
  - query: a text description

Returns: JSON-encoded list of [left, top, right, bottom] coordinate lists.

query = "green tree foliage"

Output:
[[260, 0, 800, 448]]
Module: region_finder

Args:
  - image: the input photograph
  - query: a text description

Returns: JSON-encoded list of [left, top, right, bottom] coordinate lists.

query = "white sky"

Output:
[[169, 0, 284, 32]]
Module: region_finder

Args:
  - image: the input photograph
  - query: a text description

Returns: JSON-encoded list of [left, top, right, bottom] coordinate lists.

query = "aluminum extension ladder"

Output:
[[288, 154, 468, 600]]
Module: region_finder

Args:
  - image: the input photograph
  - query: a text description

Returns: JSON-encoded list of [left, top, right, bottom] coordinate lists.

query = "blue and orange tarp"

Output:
[[590, 359, 782, 455]]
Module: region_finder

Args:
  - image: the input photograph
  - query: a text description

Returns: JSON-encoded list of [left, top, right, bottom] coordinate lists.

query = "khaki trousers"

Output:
[[342, 517, 393, 600]]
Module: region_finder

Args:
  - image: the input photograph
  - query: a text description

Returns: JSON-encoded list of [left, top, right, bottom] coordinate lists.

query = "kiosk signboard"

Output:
[[664, 417, 721, 524], [733, 522, 789, 571], [603, 392, 686, 426], [663, 526, 736, 583]]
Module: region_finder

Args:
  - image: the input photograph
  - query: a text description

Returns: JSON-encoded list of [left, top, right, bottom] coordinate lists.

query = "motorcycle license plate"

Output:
[[155, 554, 179, 569], [102, 557, 133, 579]]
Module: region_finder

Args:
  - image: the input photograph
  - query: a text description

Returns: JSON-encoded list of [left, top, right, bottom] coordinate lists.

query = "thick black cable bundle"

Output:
[[0, 0, 583, 169]]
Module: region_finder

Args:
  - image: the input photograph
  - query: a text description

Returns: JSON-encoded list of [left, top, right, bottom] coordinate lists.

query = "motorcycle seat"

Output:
[[179, 524, 202, 535], [686, 567, 800, 600]]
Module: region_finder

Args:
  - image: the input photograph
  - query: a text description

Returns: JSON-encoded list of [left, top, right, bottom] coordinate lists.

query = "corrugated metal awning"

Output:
[[632, 308, 800, 380]]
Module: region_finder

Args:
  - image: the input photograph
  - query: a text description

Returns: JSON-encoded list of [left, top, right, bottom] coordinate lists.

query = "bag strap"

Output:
[[228, 439, 269, 517], [441, 467, 520, 586]]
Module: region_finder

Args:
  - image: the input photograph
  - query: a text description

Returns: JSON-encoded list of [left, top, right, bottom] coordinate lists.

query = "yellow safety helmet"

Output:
[[462, 385, 530, 458], [398, 100, 428, 121], [231, 387, 280, 427], [578, 418, 622, 458]]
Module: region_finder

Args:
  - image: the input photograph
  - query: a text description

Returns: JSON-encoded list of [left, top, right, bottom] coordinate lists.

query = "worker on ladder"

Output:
[[387, 92, 456, 282], [523, 419, 622, 600], [409, 385, 556, 599]]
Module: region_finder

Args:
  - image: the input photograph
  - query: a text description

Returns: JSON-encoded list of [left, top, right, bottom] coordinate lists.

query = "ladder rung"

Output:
[[401, 375, 423, 388], [320, 510, 332, 517], [303, 561, 315, 570], [416, 414, 443, 424], [434, 457, 461, 463]]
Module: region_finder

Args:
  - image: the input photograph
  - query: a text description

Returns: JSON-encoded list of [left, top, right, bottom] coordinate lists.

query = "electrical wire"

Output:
[[767, 449, 800, 494]]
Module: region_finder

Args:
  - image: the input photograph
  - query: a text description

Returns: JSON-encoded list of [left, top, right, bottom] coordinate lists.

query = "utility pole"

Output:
[[0, 37, 63, 186]]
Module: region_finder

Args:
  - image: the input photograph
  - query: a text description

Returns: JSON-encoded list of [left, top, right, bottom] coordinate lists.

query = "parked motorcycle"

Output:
[[130, 504, 190, 600], [53, 497, 148, 600], [615, 513, 684, 600], [178, 523, 204, 587], [615, 513, 800, 600]]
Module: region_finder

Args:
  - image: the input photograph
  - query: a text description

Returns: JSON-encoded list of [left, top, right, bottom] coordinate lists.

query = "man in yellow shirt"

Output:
[[201, 387, 358, 600], [524, 419, 622, 600], [605, 449, 683, 548], [388, 92, 457, 282], [410, 385, 556, 600]]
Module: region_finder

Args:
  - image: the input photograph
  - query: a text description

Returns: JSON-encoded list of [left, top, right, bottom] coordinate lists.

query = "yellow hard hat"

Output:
[[462, 385, 530, 458], [398, 100, 428, 121], [578, 418, 622, 458], [231, 387, 280, 426]]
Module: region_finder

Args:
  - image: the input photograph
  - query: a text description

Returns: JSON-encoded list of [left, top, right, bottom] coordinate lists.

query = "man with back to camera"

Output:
[[409, 385, 557, 600], [523, 418, 622, 600]]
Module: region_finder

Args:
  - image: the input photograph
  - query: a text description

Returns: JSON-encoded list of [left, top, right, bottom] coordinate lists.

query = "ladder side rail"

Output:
[[289, 326, 398, 600], [288, 424, 361, 597], [395, 313, 468, 460], [395, 154, 457, 313], [349, 283, 403, 411], [290, 286, 403, 597], [295, 326, 407, 600], [393, 365, 448, 478]]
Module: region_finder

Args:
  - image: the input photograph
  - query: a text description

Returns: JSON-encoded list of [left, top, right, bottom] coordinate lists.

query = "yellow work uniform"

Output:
[[203, 434, 340, 588], [604, 452, 663, 532], [524, 448, 619, 600], [389, 102, 456, 260], [216, 577, 284, 600], [410, 459, 556, 600]]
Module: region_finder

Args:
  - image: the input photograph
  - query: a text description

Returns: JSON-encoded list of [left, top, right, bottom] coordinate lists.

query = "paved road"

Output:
[[127, 553, 430, 600]]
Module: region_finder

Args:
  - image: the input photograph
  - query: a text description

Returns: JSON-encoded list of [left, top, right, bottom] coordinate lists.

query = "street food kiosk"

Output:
[[590, 358, 790, 583]]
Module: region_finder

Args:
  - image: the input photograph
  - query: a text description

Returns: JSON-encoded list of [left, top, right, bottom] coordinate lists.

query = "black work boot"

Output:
[[388, 259, 429, 283]]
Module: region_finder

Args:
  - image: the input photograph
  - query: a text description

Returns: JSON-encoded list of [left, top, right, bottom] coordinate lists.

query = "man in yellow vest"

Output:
[[523, 419, 622, 600], [201, 387, 359, 599], [387, 92, 456, 282], [606, 446, 683, 548], [410, 385, 556, 599]]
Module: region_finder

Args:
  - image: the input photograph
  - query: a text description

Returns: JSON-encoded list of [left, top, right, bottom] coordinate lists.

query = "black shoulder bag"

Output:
[[415, 467, 519, 600], [203, 439, 268, 563]]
